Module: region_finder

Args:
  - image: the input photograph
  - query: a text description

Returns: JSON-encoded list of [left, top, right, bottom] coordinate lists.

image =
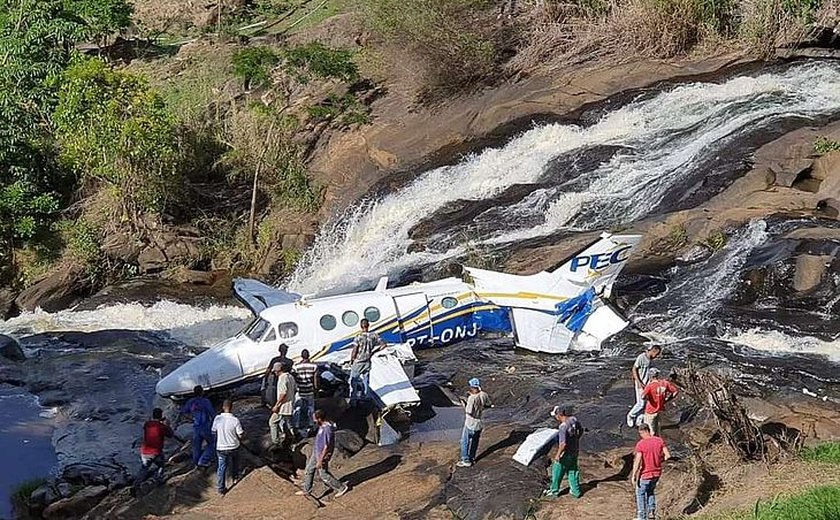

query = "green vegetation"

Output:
[[54, 58, 184, 217], [703, 230, 728, 251], [284, 42, 359, 82], [814, 136, 840, 155], [802, 441, 840, 464], [307, 93, 371, 126], [10, 477, 47, 516], [358, 0, 498, 97], [232, 46, 280, 88], [692, 485, 840, 520]]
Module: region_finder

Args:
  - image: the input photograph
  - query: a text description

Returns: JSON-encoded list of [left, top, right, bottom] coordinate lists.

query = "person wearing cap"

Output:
[[543, 406, 582, 498], [269, 361, 296, 445], [627, 345, 662, 428], [641, 369, 678, 436], [457, 378, 492, 468]]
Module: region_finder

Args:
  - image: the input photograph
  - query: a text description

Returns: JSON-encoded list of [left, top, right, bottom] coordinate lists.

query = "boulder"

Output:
[[14, 265, 91, 312], [812, 151, 840, 182], [817, 198, 840, 218], [166, 266, 217, 285], [100, 232, 142, 263], [334, 429, 365, 457], [0, 334, 25, 362], [0, 288, 16, 319], [281, 233, 314, 252], [137, 246, 167, 274], [792, 254, 831, 293], [42, 485, 108, 519], [30, 482, 60, 511]]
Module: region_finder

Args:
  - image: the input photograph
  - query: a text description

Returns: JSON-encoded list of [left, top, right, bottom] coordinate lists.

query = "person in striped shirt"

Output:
[[293, 349, 319, 436]]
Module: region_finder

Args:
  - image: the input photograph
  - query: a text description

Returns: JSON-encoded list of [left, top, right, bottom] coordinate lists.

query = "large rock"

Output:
[[0, 334, 25, 362], [100, 232, 142, 263], [137, 246, 167, 274], [42, 485, 108, 519], [0, 288, 16, 319], [14, 265, 91, 312], [792, 254, 831, 293]]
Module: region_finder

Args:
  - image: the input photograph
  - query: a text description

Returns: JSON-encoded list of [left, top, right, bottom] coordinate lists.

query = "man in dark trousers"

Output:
[[543, 406, 582, 498], [212, 399, 244, 495], [349, 319, 385, 404], [632, 423, 671, 520], [261, 343, 290, 392], [180, 385, 216, 468], [293, 348, 319, 436], [133, 408, 184, 493], [294, 409, 349, 498]]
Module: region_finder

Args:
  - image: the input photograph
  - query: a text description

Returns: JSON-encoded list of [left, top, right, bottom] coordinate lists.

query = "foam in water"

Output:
[[631, 220, 769, 337], [724, 328, 840, 362], [0, 301, 251, 348], [288, 62, 840, 294]]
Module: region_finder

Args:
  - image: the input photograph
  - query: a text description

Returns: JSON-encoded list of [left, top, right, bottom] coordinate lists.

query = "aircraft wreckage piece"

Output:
[[156, 232, 642, 400]]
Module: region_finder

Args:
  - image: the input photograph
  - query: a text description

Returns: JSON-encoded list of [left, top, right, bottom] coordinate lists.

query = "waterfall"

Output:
[[288, 62, 840, 295]]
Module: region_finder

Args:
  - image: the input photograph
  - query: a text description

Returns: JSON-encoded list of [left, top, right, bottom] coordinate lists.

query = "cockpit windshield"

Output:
[[242, 318, 271, 342]]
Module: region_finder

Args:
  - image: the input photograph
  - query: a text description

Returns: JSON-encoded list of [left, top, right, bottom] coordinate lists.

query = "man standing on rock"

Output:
[[293, 349, 319, 436], [543, 406, 582, 498], [641, 368, 678, 436], [133, 408, 184, 494], [180, 386, 216, 468], [457, 377, 492, 468], [212, 399, 244, 495], [269, 361, 296, 446], [349, 319, 385, 404], [632, 423, 670, 520], [627, 345, 662, 428], [295, 409, 349, 499]]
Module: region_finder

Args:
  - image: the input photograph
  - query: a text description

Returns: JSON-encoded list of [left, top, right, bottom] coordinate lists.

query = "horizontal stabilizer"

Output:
[[233, 278, 301, 315]]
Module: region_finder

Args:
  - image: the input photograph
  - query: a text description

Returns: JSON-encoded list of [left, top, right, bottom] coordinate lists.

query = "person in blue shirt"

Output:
[[179, 385, 216, 468]]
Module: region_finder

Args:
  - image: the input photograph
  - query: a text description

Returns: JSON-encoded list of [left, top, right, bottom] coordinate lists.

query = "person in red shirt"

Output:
[[641, 368, 678, 436], [632, 423, 671, 520], [133, 408, 184, 494]]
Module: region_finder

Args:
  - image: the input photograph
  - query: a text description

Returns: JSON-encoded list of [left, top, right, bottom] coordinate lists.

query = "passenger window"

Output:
[[364, 306, 380, 322], [320, 314, 337, 331], [441, 297, 459, 309], [263, 328, 277, 343], [342, 310, 359, 327], [278, 322, 298, 338], [244, 318, 270, 342]]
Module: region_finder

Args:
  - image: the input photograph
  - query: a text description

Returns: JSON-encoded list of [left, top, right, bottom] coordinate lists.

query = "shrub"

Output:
[[358, 0, 498, 98], [703, 230, 728, 251], [283, 42, 359, 82], [54, 58, 184, 218], [232, 46, 280, 88], [11, 477, 47, 516], [815, 136, 840, 155], [306, 93, 371, 126]]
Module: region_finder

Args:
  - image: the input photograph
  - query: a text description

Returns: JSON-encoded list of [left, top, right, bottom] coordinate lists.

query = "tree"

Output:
[[53, 58, 184, 219]]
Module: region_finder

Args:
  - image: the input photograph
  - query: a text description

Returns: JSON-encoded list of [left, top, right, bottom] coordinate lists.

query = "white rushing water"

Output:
[[288, 62, 840, 294], [632, 220, 769, 337], [0, 301, 250, 348], [724, 328, 840, 362]]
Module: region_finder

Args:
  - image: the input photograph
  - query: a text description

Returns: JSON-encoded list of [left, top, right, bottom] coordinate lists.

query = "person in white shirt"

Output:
[[211, 399, 244, 495]]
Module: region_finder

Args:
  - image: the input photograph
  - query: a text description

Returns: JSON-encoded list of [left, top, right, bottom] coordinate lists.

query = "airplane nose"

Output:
[[155, 346, 244, 397]]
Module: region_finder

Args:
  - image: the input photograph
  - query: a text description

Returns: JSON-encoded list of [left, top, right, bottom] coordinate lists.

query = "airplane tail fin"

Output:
[[551, 232, 643, 297]]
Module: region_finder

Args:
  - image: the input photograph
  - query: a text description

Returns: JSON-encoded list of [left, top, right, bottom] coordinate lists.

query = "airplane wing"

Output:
[[233, 278, 301, 315]]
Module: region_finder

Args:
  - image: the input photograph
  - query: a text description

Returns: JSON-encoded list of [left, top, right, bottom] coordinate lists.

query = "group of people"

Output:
[[134, 318, 676, 518], [457, 343, 677, 520]]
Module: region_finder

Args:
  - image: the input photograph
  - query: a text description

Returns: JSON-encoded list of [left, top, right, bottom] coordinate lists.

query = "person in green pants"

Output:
[[543, 405, 583, 498]]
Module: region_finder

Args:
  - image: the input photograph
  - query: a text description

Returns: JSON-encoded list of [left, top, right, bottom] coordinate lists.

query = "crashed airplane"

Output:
[[156, 233, 642, 401]]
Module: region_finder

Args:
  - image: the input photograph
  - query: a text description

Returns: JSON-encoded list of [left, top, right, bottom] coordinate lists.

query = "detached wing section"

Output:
[[233, 278, 301, 315], [465, 233, 642, 353]]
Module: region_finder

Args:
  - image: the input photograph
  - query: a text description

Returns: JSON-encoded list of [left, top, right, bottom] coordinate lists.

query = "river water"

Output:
[[2, 60, 840, 516]]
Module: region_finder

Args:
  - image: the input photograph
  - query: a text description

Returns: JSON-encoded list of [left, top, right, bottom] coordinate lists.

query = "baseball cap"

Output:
[[272, 362, 283, 372], [648, 367, 661, 377], [468, 378, 481, 389]]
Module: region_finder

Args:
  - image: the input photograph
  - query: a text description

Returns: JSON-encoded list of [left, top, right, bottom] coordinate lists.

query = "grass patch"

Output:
[[814, 136, 840, 156], [306, 93, 370, 126], [284, 42, 359, 82], [802, 442, 840, 464], [11, 478, 47, 515], [232, 46, 281, 88], [703, 230, 728, 251], [691, 485, 840, 520]]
